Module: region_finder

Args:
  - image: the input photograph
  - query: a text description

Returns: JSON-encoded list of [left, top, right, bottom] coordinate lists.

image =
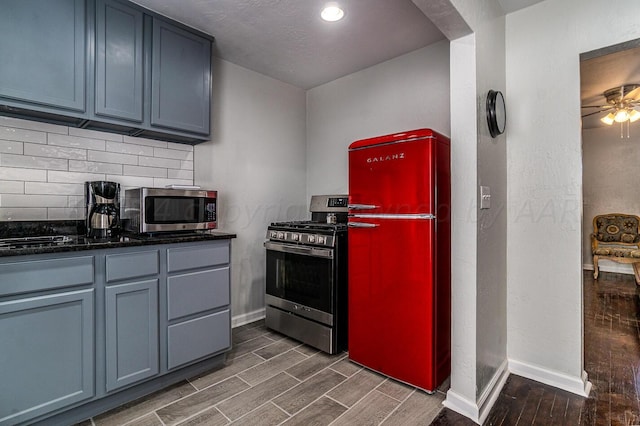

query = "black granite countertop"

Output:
[[0, 220, 236, 258]]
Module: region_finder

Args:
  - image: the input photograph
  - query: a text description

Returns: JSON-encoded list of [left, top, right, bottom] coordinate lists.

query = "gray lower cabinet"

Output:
[[0, 289, 95, 426], [0, 240, 231, 425], [166, 242, 231, 370], [105, 279, 159, 392], [0, 0, 86, 118]]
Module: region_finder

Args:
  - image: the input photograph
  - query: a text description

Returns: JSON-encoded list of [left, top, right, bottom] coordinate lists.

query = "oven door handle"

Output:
[[264, 241, 333, 259]]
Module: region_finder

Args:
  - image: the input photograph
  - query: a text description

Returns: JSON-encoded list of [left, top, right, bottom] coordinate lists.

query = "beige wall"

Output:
[[582, 126, 640, 274]]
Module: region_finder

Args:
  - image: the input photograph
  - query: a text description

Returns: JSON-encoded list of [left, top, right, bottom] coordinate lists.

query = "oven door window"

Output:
[[266, 248, 333, 314]]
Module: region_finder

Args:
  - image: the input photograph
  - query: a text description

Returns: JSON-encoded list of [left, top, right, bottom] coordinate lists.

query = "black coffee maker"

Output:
[[85, 181, 120, 239]]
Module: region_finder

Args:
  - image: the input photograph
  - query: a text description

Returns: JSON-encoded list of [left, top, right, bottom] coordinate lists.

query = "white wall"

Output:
[[582, 127, 640, 274], [506, 0, 640, 395], [0, 116, 194, 220], [431, 1, 508, 423], [306, 41, 450, 197], [194, 58, 307, 325]]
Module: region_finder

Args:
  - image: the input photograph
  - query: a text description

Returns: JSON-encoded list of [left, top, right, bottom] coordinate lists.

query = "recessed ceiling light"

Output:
[[321, 4, 344, 22]]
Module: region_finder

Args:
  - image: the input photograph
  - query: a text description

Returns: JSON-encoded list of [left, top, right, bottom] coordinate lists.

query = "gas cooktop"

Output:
[[0, 235, 79, 250], [269, 221, 347, 231]]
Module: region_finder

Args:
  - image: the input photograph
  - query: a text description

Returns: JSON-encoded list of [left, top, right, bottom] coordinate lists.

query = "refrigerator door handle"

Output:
[[348, 204, 378, 210], [351, 213, 436, 220], [347, 222, 379, 228]]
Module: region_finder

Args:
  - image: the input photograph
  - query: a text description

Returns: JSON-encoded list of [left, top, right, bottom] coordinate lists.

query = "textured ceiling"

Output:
[[131, 0, 446, 89], [130, 0, 552, 89]]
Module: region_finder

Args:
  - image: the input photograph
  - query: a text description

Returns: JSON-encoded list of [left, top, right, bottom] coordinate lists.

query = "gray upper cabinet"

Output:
[[0, 0, 86, 114], [95, 0, 144, 122], [151, 17, 211, 135], [0, 0, 213, 144]]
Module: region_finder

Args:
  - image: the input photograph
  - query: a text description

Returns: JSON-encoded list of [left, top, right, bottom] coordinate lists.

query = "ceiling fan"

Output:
[[582, 84, 640, 125]]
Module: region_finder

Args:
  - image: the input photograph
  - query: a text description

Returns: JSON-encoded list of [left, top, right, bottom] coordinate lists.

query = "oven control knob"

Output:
[[308, 235, 316, 243], [270, 231, 278, 239], [317, 236, 326, 245], [277, 232, 285, 239], [291, 233, 300, 241]]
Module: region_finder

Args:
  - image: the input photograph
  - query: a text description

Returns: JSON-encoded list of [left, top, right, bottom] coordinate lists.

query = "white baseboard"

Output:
[[443, 360, 509, 424], [583, 262, 633, 275], [508, 359, 592, 397], [231, 308, 265, 328]]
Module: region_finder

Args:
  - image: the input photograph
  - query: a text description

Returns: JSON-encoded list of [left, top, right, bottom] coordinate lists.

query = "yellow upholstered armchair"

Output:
[[591, 213, 640, 284]]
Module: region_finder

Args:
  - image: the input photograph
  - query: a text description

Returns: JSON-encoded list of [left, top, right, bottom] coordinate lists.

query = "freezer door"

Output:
[[348, 135, 435, 215], [348, 216, 437, 391]]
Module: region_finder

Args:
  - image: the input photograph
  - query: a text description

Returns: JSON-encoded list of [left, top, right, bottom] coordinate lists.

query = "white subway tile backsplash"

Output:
[[49, 133, 106, 151], [0, 121, 195, 221], [123, 164, 167, 178], [180, 160, 194, 170], [47, 207, 83, 220], [24, 143, 86, 160], [0, 181, 24, 194], [1, 194, 68, 208], [0, 116, 68, 135], [48, 170, 106, 183], [0, 126, 47, 144], [167, 169, 193, 180], [124, 135, 168, 148], [106, 175, 155, 188], [1, 154, 68, 171], [69, 160, 123, 175], [0, 207, 47, 220], [25, 182, 84, 196], [88, 150, 138, 165], [106, 141, 154, 156], [69, 127, 124, 142], [153, 147, 193, 161], [139, 156, 181, 169], [0, 166, 47, 182], [0, 141, 24, 154]]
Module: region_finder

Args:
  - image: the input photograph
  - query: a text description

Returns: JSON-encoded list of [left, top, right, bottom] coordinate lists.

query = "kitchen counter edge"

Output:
[[0, 231, 237, 258]]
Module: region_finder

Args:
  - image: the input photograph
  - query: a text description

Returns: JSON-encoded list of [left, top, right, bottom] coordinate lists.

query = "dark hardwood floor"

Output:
[[432, 270, 640, 425]]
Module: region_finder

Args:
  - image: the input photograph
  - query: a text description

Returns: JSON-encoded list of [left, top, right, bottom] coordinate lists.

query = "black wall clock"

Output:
[[486, 90, 506, 138]]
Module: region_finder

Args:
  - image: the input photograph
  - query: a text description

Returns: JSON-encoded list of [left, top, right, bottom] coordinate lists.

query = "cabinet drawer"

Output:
[[106, 250, 159, 282], [167, 310, 230, 370], [167, 243, 229, 272], [167, 267, 229, 320], [0, 256, 94, 297]]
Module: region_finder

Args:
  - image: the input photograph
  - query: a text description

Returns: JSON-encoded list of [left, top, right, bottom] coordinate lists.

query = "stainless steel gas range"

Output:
[[264, 194, 348, 354]]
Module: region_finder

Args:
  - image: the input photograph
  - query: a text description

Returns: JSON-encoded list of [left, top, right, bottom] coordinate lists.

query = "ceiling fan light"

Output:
[[601, 113, 615, 125], [614, 109, 630, 123], [629, 109, 640, 123]]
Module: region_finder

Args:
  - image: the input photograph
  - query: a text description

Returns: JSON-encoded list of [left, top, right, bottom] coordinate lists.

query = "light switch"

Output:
[[480, 186, 491, 209]]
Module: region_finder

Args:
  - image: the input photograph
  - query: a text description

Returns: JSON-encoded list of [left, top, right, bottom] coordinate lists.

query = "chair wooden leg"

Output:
[[633, 263, 640, 285], [593, 256, 599, 279]]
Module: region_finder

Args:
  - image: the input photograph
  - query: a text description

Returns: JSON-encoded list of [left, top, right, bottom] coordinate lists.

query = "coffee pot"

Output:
[[85, 181, 120, 239]]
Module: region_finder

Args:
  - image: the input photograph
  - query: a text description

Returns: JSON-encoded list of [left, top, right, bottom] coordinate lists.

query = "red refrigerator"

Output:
[[347, 128, 451, 392]]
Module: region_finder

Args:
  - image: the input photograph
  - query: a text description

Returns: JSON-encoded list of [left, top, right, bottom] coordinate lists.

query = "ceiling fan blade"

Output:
[[581, 105, 609, 109], [581, 108, 613, 118], [623, 86, 640, 100]]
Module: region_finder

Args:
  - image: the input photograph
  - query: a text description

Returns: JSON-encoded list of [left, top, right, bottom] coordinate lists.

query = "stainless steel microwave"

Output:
[[123, 188, 217, 233]]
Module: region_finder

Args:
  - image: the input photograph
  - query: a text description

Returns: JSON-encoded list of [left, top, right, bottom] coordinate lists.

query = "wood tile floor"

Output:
[[83, 270, 640, 426], [81, 321, 446, 426], [433, 270, 640, 425]]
